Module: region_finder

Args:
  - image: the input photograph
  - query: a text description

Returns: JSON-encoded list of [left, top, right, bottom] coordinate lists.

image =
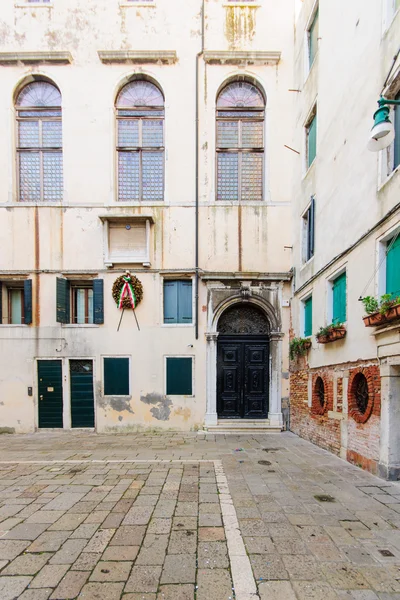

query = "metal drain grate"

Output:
[[314, 494, 336, 503], [379, 549, 395, 557]]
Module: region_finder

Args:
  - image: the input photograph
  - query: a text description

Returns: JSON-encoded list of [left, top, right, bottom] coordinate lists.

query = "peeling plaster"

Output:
[[140, 392, 173, 421], [173, 406, 191, 422], [97, 383, 134, 414]]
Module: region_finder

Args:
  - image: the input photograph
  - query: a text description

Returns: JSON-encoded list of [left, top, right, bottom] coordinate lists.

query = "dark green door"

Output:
[[70, 360, 95, 428], [38, 360, 63, 428]]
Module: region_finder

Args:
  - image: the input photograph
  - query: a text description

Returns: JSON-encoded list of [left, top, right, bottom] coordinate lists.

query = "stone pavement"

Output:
[[0, 431, 399, 599]]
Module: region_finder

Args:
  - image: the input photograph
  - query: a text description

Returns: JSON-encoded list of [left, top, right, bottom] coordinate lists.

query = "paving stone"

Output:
[[282, 555, 325, 580], [30, 564, 70, 588], [101, 513, 124, 529], [157, 584, 195, 599], [28, 531, 70, 552], [259, 580, 298, 600], [198, 541, 229, 569], [85, 511, 110, 524], [44, 493, 86, 511], [49, 538, 87, 564], [0, 560, 8, 570], [174, 502, 198, 517], [109, 525, 146, 546], [3, 523, 49, 540], [102, 545, 139, 561], [71, 552, 101, 571], [26, 511, 65, 524], [0, 540, 29, 560], [50, 570, 90, 599], [160, 555, 196, 584], [148, 518, 172, 534], [124, 595, 156, 600], [153, 502, 176, 519], [198, 514, 222, 527], [78, 582, 125, 599], [125, 566, 162, 593], [136, 534, 169, 565], [291, 581, 339, 600], [83, 528, 115, 553], [359, 566, 400, 593], [90, 560, 132, 582], [123, 507, 154, 525], [196, 569, 233, 600], [134, 495, 159, 507], [48, 513, 87, 531], [322, 563, 370, 590], [172, 517, 197, 530], [70, 523, 100, 539], [0, 575, 32, 600], [19, 589, 53, 600], [244, 536, 274, 553], [2, 552, 52, 575], [168, 530, 197, 554], [250, 554, 289, 581]]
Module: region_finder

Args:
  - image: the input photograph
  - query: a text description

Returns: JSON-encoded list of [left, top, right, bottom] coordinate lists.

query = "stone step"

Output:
[[202, 420, 283, 434]]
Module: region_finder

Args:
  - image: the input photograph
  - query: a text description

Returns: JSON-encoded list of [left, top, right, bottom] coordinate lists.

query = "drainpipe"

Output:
[[195, 0, 205, 340]]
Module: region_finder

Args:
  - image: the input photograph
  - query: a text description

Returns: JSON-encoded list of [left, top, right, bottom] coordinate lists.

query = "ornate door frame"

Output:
[[205, 290, 284, 428]]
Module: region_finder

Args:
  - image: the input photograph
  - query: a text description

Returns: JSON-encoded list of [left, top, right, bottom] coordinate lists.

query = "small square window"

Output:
[[104, 357, 130, 396], [71, 285, 93, 324], [304, 296, 313, 337], [307, 6, 319, 70], [302, 197, 315, 263], [306, 109, 317, 169], [164, 280, 193, 324], [56, 278, 104, 325], [166, 357, 193, 395], [101, 217, 152, 268], [0, 280, 32, 325]]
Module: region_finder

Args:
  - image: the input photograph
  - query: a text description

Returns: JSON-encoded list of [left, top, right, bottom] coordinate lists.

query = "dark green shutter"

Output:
[[56, 277, 70, 324], [308, 114, 317, 167], [386, 235, 400, 298], [164, 281, 178, 323], [24, 279, 32, 325], [309, 8, 319, 67], [304, 296, 313, 337], [93, 279, 104, 324], [332, 272, 347, 324], [104, 357, 129, 395], [166, 357, 192, 395], [309, 197, 315, 258], [178, 281, 193, 323], [394, 94, 400, 170]]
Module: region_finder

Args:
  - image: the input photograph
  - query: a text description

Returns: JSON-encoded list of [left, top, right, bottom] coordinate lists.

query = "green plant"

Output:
[[362, 296, 379, 315], [289, 337, 311, 360], [316, 322, 344, 339], [379, 293, 400, 315]]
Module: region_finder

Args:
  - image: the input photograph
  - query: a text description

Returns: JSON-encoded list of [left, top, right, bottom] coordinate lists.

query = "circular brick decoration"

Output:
[[348, 369, 375, 424], [312, 375, 329, 416]]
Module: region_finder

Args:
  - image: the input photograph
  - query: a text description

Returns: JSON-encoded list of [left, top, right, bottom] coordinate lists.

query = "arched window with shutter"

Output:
[[116, 79, 165, 202], [216, 80, 265, 202], [16, 80, 63, 202]]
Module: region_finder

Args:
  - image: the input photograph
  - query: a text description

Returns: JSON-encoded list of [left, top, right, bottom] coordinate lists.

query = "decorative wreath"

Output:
[[112, 273, 143, 310]]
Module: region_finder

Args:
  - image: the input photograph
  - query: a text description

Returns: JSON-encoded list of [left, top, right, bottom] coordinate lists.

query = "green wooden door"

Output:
[[386, 235, 400, 298], [70, 360, 95, 428], [38, 360, 63, 428]]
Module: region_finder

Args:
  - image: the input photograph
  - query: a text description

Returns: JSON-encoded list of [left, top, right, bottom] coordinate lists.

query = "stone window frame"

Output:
[[311, 373, 332, 416], [348, 368, 375, 424]]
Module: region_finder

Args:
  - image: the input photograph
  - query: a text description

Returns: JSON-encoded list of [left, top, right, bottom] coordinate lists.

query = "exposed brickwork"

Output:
[[348, 366, 381, 424], [290, 360, 381, 471]]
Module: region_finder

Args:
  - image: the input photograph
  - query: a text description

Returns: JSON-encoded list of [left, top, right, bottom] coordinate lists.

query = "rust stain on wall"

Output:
[[225, 6, 257, 49], [173, 406, 191, 422]]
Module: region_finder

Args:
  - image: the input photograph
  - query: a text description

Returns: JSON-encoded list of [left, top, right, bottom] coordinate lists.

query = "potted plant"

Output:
[[362, 294, 400, 327], [289, 337, 312, 360], [316, 323, 346, 344]]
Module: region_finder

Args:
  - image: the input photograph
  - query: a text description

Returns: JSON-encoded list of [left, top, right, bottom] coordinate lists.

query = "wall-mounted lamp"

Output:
[[368, 96, 400, 151]]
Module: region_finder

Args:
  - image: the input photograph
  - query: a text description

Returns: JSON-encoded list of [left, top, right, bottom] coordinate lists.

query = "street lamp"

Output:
[[368, 96, 400, 152]]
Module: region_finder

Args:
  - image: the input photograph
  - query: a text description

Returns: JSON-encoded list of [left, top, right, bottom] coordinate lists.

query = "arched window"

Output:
[[116, 79, 165, 202], [216, 80, 265, 202], [16, 80, 63, 202]]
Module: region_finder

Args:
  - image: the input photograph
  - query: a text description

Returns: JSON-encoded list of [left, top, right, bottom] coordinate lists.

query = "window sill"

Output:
[[304, 54, 318, 86], [15, 3, 53, 7], [0, 324, 29, 327], [383, 7, 400, 36], [62, 324, 100, 328], [300, 256, 314, 270], [223, 3, 261, 6], [162, 324, 194, 328], [302, 159, 316, 180], [119, 2, 156, 6], [378, 163, 400, 193]]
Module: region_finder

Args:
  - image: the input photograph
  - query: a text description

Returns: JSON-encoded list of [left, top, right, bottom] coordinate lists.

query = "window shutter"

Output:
[[333, 273, 346, 324], [304, 296, 313, 337], [309, 197, 315, 257], [93, 279, 104, 324], [308, 115, 317, 167], [178, 281, 193, 323], [309, 9, 319, 67], [56, 277, 70, 324], [166, 357, 192, 395], [24, 279, 32, 325], [386, 235, 400, 298], [164, 281, 178, 323], [104, 357, 129, 396], [394, 97, 400, 170]]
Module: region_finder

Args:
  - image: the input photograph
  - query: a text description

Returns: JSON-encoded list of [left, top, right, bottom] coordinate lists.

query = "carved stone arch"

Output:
[[211, 295, 280, 333], [217, 304, 270, 335]]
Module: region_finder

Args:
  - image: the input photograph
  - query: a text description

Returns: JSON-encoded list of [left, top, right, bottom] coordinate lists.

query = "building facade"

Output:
[[290, 0, 400, 479], [0, 0, 294, 434]]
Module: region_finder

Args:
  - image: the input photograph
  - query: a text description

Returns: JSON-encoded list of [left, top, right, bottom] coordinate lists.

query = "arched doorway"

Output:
[[217, 304, 270, 419]]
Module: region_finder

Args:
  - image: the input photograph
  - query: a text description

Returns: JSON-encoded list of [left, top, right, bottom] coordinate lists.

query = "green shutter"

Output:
[[309, 8, 319, 68], [56, 277, 70, 324], [332, 272, 347, 324], [164, 281, 178, 323], [394, 94, 400, 170], [307, 114, 317, 168], [386, 235, 400, 298], [178, 281, 193, 323], [104, 357, 129, 395], [93, 279, 104, 324], [24, 279, 32, 325], [166, 357, 192, 395], [304, 296, 313, 337]]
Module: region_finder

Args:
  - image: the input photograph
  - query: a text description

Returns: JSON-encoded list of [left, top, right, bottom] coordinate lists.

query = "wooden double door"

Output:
[[217, 336, 269, 419]]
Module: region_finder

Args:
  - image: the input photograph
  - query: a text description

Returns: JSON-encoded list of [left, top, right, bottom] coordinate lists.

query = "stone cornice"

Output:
[[98, 50, 177, 65], [0, 52, 72, 65], [203, 51, 281, 66]]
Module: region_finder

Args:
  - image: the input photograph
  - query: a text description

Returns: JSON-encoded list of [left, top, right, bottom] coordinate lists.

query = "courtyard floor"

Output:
[[0, 431, 399, 600]]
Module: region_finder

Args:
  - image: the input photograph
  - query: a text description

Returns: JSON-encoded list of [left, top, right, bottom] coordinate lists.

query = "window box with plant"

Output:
[[316, 323, 346, 344], [362, 294, 400, 327], [289, 337, 312, 360]]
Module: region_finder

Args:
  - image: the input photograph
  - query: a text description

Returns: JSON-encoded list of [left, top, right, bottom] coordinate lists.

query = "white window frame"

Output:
[[100, 216, 152, 268], [164, 355, 195, 398], [300, 291, 313, 338], [301, 198, 315, 265], [303, 101, 317, 176], [102, 355, 132, 398], [303, 0, 319, 81], [161, 275, 195, 328], [326, 265, 347, 325], [377, 223, 400, 297]]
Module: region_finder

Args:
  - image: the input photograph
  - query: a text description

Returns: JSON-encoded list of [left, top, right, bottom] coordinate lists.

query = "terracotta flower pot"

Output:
[[363, 303, 400, 327], [317, 328, 346, 344], [316, 334, 330, 344], [384, 303, 400, 322]]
